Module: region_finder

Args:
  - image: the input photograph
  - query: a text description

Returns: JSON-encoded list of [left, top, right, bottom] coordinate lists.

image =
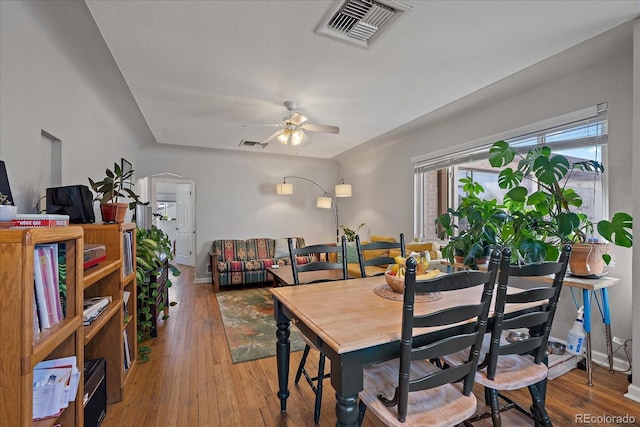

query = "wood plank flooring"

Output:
[[101, 265, 640, 426]]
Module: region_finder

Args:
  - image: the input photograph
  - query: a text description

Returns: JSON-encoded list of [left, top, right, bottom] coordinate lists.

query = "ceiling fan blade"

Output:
[[301, 123, 340, 134], [289, 112, 308, 126], [262, 129, 283, 144], [243, 123, 283, 128]]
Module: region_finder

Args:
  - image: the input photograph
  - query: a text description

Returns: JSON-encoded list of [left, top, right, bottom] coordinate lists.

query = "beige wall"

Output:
[[337, 21, 637, 394]]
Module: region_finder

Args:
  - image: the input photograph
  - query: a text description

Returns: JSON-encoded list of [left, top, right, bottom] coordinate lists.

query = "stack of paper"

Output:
[[32, 356, 80, 420]]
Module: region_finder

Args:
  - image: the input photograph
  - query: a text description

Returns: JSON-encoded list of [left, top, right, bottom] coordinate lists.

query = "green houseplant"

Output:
[[136, 226, 180, 360], [487, 140, 633, 272], [435, 177, 507, 269], [89, 162, 142, 223], [340, 222, 366, 242]]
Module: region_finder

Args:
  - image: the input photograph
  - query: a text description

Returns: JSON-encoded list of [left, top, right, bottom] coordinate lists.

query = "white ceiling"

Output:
[[85, 0, 639, 159]]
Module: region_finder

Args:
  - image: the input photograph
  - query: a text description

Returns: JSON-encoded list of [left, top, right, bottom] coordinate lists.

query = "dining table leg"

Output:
[[335, 394, 359, 427], [274, 299, 290, 412]]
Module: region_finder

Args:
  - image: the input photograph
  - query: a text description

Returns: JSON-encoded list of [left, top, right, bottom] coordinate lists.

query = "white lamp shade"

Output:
[[276, 183, 293, 195], [335, 183, 352, 197], [316, 196, 332, 209]]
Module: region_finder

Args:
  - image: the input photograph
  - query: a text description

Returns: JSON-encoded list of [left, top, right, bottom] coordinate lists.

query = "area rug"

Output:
[[216, 287, 305, 363]]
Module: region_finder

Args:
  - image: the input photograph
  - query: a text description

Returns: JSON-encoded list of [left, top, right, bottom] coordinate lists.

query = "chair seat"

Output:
[[360, 358, 477, 427], [442, 332, 548, 391]]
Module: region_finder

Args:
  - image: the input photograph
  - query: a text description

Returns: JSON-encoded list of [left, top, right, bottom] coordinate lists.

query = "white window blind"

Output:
[[413, 103, 608, 174]]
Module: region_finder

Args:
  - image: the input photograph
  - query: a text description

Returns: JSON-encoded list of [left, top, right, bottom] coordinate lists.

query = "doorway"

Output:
[[149, 176, 196, 267]]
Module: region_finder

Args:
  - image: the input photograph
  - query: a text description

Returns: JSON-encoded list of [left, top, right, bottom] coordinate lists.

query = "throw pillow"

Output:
[[338, 242, 359, 263], [274, 238, 290, 259]]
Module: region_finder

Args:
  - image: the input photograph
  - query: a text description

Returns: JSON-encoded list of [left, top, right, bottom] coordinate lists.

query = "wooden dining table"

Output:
[[270, 272, 542, 427]]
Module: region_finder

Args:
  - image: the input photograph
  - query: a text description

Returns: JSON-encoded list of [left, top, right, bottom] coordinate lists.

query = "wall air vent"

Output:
[[239, 140, 268, 148], [315, 0, 412, 49]]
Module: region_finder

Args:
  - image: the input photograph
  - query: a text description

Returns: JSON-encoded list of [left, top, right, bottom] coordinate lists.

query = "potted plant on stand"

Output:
[[136, 225, 180, 361], [89, 162, 141, 223], [488, 140, 633, 275]]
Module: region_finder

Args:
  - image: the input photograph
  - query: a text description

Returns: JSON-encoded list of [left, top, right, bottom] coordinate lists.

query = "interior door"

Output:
[[175, 183, 195, 266]]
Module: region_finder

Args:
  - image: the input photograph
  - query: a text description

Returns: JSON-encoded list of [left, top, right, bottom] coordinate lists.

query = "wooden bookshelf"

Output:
[[81, 222, 136, 404], [0, 226, 84, 426]]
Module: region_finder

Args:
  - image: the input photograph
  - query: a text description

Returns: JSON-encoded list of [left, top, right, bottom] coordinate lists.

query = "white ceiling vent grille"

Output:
[[315, 0, 412, 49], [239, 140, 268, 149]]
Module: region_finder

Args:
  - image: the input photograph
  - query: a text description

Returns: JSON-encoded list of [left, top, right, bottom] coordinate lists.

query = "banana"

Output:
[[416, 268, 440, 280]]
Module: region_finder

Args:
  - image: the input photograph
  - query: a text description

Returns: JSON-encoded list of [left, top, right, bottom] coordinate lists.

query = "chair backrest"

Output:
[[355, 234, 406, 278], [395, 250, 501, 422], [483, 244, 572, 379], [288, 236, 348, 285]]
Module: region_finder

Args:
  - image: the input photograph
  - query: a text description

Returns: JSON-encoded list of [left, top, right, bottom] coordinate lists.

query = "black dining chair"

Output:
[[443, 244, 571, 427], [288, 236, 348, 424], [357, 249, 502, 426], [355, 233, 405, 278]]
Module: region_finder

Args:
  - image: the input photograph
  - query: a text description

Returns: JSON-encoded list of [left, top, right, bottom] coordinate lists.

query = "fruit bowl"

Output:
[[384, 269, 442, 294], [384, 270, 405, 293]]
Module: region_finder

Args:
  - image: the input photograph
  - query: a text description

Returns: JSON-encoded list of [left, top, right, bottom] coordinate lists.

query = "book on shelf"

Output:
[[11, 214, 69, 228], [123, 329, 132, 371], [123, 290, 131, 317], [83, 296, 112, 325], [33, 356, 80, 420], [123, 231, 134, 277], [33, 244, 63, 329], [83, 243, 107, 269]]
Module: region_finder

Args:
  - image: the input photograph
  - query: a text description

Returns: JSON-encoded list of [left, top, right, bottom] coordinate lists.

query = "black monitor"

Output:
[[0, 160, 13, 205], [46, 185, 95, 224]]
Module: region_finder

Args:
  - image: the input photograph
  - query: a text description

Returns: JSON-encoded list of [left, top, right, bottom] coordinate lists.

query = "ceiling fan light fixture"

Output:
[[291, 129, 305, 145], [277, 130, 290, 144]]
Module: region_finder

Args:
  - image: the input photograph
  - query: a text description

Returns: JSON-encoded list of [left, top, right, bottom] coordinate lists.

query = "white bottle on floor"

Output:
[[566, 306, 586, 355]]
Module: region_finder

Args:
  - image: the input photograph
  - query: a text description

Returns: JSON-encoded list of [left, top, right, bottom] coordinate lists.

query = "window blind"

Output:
[[413, 103, 608, 174]]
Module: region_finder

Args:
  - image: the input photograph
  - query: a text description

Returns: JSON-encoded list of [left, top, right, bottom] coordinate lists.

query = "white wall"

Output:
[[135, 143, 340, 279], [337, 21, 637, 388], [0, 1, 152, 212], [0, 1, 341, 282]]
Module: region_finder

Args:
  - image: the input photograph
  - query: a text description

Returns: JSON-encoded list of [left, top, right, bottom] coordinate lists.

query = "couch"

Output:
[[209, 237, 309, 292], [341, 235, 443, 278]]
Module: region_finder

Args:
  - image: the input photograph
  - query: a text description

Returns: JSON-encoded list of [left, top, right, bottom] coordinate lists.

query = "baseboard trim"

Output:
[[194, 276, 212, 284], [624, 384, 640, 402]]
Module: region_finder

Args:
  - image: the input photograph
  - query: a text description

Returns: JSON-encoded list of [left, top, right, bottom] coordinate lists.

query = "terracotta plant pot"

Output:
[[569, 242, 609, 277], [100, 202, 128, 223]]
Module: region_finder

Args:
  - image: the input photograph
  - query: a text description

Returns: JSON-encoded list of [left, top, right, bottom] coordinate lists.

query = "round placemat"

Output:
[[374, 284, 442, 302]]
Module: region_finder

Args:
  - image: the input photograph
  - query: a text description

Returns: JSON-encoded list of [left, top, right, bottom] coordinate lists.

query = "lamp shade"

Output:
[[316, 196, 332, 209], [335, 183, 352, 197], [276, 183, 293, 195]]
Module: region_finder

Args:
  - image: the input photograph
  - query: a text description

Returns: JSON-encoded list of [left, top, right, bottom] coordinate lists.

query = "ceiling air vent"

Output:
[[315, 0, 412, 49], [239, 140, 268, 149]]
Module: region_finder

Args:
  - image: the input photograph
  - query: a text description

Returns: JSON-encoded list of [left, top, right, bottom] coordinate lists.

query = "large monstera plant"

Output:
[[488, 140, 632, 266]]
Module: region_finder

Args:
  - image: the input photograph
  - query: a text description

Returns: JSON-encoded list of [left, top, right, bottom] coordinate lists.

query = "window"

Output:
[[413, 104, 608, 241]]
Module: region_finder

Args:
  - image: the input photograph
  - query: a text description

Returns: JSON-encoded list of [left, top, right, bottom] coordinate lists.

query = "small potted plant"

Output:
[[340, 222, 366, 242], [89, 162, 142, 223], [0, 192, 17, 222]]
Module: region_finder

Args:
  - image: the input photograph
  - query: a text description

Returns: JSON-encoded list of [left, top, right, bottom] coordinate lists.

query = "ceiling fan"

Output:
[[246, 101, 339, 146]]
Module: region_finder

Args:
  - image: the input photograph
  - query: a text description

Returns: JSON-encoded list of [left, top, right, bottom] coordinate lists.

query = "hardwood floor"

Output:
[[101, 265, 640, 426]]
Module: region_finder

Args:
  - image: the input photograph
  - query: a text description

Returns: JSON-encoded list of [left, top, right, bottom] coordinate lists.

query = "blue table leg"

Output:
[[582, 289, 593, 386], [601, 288, 614, 373]]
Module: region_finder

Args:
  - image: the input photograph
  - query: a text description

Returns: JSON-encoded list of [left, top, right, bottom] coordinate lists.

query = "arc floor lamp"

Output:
[[276, 176, 352, 242]]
